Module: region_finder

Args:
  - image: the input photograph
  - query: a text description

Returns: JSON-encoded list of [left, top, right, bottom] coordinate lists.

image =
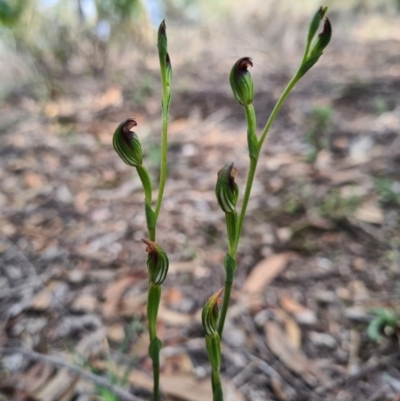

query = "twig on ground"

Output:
[[1, 346, 143, 401]]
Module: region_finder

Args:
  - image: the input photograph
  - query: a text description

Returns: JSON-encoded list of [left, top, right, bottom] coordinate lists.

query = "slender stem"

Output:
[[154, 83, 170, 220], [152, 363, 160, 401], [233, 156, 258, 253], [258, 73, 300, 150], [217, 278, 233, 337], [148, 48, 170, 401], [301, 39, 312, 65], [137, 165, 152, 205], [211, 369, 223, 401], [147, 283, 161, 401], [244, 104, 257, 140]]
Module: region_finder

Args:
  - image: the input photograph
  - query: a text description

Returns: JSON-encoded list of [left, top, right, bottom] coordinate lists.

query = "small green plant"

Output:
[[303, 105, 332, 164], [317, 188, 361, 220], [112, 8, 332, 401], [374, 177, 400, 205], [367, 309, 398, 342]]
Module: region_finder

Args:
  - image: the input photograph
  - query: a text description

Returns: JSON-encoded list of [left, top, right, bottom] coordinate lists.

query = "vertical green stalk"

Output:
[[142, 21, 172, 401], [147, 283, 162, 401], [155, 21, 171, 220]]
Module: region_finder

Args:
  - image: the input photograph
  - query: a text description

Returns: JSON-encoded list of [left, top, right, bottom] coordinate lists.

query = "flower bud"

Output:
[[142, 239, 169, 285], [215, 162, 239, 214], [113, 118, 143, 167], [307, 6, 328, 44], [298, 14, 332, 78], [202, 288, 223, 336], [158, 20, 167, 66], [309, 17, 332, 58], [229, 57, 254, 107]]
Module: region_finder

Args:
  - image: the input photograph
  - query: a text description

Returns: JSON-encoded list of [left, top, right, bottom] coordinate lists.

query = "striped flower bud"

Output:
[[113, 118, 143, 167], [215, 162, 239, 214], [229, 57, 254, 107], [202, 288, 223, 336], [142, 239, 169, 285]]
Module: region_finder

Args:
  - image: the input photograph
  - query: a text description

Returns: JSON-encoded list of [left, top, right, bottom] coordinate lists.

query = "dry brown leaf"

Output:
[[71, 294, 97, 313], [265, 322, 318, 386], [129, 370, 244, 401], [270, 376, 288, 401], [163, 287, 183, 306], [244, 253, 292, 293], [354, 202, 384, 224], [275, 309, 302, 349], [103, 275, 138, 318], [279, 294, 317, 325], [158, 306, 193, 327], [30, 289, 52, 311], [107, 323, 125, 343], [24, 172, 44, 189], [21, 362, 54, 395], [30, 281, 65, 311], [34, 370, 78, 401], [164, 353, 193, 374], [119, 292, 147, 317]]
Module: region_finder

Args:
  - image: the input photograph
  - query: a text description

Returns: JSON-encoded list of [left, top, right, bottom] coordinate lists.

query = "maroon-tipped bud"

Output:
[[142, 239, 169, 285], [308, 6, 328, 44], [229, 57, 254, 107], [310, 17, 332, 58], [112, 118, 143, 167]]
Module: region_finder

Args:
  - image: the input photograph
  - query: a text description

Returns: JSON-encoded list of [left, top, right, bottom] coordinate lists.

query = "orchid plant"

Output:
[[112, 8, 332, 401]]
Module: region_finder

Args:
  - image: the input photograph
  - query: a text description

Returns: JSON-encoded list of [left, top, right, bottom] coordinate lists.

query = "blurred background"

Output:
[[1, 0, 400, 400]]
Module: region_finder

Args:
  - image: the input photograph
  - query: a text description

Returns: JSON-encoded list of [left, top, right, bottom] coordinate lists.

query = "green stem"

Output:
[[137, 165, 152, 205], [211, 369, 223, 401], [217, 277, 232, 337], [234, 156, 258, 253], [152, 363, 160, 401], [147, 283, 162, 401], [154, 76, 170, 220], [244, 103, 257, 140], [258, 73, 300, 150]]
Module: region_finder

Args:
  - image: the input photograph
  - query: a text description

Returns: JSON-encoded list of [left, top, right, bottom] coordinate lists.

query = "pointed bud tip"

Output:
[[142, 238, 156, 252], [143, 239, 169, 285], [319, 6, 328, 18], [158, 20, 166, 36], [321, 17, 332, 37], [122, 118, 137, 134], [235, 57, 253, 73], [208, 288, 224, 305]]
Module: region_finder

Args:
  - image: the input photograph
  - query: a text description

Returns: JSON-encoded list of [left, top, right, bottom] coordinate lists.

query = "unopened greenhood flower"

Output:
[[215, 162, 239, 214], [202, 288, 223, 336], [230, 57, 254, 107], [113, 118, 143, 167], [142, 239, 169, 285]]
